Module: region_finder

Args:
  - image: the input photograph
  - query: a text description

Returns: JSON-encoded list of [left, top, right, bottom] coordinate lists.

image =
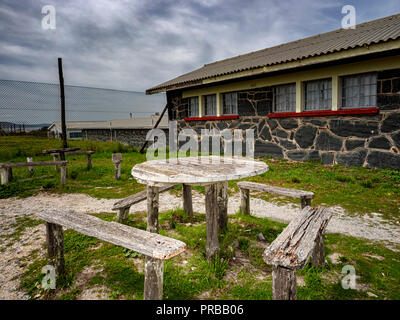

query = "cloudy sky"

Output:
[[0, 0, 399, 93]]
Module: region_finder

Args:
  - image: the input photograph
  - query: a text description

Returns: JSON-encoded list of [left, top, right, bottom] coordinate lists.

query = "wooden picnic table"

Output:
[[42, 147, 80, 161], [131, 155, 268, 260]]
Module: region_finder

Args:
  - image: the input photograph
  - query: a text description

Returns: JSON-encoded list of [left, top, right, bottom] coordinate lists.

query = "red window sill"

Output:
[[268, 107, 379, 118], [184, 115, 239, 121]]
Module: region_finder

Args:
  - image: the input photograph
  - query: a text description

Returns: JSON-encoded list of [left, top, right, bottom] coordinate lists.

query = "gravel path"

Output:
[[1, 191, 399, 300]]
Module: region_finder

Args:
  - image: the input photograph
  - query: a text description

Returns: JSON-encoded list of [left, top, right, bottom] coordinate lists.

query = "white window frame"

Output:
[[341, 72, 377, 109], [222, 92, 238, 115]]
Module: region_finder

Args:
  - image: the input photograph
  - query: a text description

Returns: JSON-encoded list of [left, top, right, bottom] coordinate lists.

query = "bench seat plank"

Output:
[[263, 206, 332, 270], [37, 209, 186, 260], [112, 185, 174, 210], [237, 181, 314, 199], [0, 161, 67, 168], [51, 151, 95, 156]]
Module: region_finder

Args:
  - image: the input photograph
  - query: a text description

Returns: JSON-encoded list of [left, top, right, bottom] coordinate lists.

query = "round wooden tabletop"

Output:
[[131, 156, 269, 186]]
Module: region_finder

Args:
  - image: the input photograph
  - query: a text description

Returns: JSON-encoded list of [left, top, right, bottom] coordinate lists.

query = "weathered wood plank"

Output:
[[0, 161, 67, 168], [263, 207, 332, 270], [1, 168, 9, 185], [60, 163, 67, 185], [182, 184, 193, 219], [205, 184, 219, 261], [19, 175, 54, 182], [237, 181, 314, 199], [51, 151, 95, 156], [217, 181, 228, 232], [36, 209, 186, 260], [112, 185, 173, 210]]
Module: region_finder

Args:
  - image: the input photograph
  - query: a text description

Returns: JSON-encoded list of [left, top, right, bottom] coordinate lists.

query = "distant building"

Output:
[[48, 114, 168, 148]]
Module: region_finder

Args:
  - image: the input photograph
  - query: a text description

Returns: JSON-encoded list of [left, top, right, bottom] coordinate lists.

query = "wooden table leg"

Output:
[[217, 181, 228, 232], [205, 183, 219, 261], [182, 184, 193, 219], [146, 185, 159, 233]]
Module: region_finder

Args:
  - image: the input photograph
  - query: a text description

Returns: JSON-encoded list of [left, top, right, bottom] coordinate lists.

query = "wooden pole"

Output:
[[139, 103, 168, 154], [182, 184, 193, 219], [311, 233, 326, 267], [205, 183, 220, 261], [58, 58, 67, 152], [46, 222, 65, 276], [217, 181, 228, 232], [240, 188, 250, 215], [272, 266, 297, 300]]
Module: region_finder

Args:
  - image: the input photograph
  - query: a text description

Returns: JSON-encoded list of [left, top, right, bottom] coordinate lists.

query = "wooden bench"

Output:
[[36, 209, 186, 300], [263, 206, 332, 300], [112, 185, 174, 223], [0, 161, 67, 185], [237, 181, 315, 215], [51, 151, 95, 170]]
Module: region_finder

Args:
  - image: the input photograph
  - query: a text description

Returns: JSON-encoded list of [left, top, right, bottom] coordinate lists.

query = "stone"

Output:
[[259, 126, 272, 141], [294, 125, 318, 148], [368, 136, 392, 150], [278, 139, 297, 150], [257, 119, 265, 134], [279, 118, 298, 130], [315, 131, 343, 151], [255, 140, 283, 158], [267, 119, 278, 131], [272, 129, 289, 139], [336, 150, 367, 167], [329, 119, 379, 138], [367, 151, 400, 169], [321, 152, 335, 165], [238, 123, 253, 130], [381, 113, 400, 133], [392, 131, 400, 149], [345, 139, 365, 151], [286, 150, 320, 162]]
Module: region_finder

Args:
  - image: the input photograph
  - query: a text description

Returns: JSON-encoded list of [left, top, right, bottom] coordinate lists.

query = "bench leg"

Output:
[[53, 155, 59, 171], [116, 207, 130, 223], [240, 188, 250, 215], [217, 181, 228, 233], [182, 184, 193, 220], [27, 157, 34, 176], [46, 222, 65, 276], [272, 266, 297, 300], [87, 154, 92, 170], [205, 183, 220, 261], [1, 168, 9, 185], [311, 233, 326, 267], [301, 197, 312, 209], [60, 163, 67, 185], [114, 162, 121, 180], [147, 185, 159, 233], [144, 257, 164, 300]]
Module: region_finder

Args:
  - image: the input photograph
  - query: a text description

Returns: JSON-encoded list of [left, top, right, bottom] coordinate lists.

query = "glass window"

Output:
[[69, 131, 82, 138], [274, 83, 296, 112], [188, 97, 199, 117], [204, 94, 217, 116], [222, 92, 238, 115], [304, 79, 332, 111], [341, 73, 377, 108]]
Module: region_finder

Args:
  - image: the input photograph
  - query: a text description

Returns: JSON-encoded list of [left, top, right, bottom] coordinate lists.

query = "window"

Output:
[[204, 94, 217, 116], [222, 92, 238, 115], [304, 79, 332, 111], [274, 83, 296, 112], [341, 73, 377, 108], [188, 97, 199, 117], [69, 131, 82, 138]]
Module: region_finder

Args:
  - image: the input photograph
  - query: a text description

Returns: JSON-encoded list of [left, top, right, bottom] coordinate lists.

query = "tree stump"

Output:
[[272, 266, 297, 300], [205, 184, 219, 261], [182, 184, 193, 219], [217, 181, 228, 232], [46, 222, 65, 276], [240, 188, 250, 215]]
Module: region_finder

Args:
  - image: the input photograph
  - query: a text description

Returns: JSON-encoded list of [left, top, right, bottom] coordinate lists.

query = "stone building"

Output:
[[48, 114, 168, 148], [146, 14, 400, 169]]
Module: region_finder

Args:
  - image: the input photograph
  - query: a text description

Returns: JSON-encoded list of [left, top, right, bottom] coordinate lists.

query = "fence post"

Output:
[[112, 153, 122, 180]]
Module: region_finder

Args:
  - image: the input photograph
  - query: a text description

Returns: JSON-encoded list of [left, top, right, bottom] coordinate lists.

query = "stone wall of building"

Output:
[[82, 128, 169, 149], [169, 69, 400, 169]]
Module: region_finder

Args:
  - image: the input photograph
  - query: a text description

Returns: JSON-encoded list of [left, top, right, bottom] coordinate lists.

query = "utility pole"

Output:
[[58, 58, 68, 155]]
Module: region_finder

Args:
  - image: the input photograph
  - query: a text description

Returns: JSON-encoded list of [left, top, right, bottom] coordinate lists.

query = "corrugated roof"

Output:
[[49, 115, 169, 130], [147, 14, 400, 94]]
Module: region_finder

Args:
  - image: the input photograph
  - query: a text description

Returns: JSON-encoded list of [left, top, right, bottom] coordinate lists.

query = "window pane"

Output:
[[304, 79, 332, 111], [342, 73, 377, 108], [204, 94, 216, 115], [189, 97, 198, 117], [275, 83, 296, 112], [222, 92, 237, 115]]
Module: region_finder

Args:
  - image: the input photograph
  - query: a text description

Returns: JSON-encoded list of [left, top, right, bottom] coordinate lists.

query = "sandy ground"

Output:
[[1, 190, 399, 300]]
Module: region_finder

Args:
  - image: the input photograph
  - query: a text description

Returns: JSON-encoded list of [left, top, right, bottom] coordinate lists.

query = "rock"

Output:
[[286, 150, 320, 162], [256, 233, 266, 242], [278, 139, 297, 150], [329, 119, 379, 138], [278, 118, 298, 130], [254, 140, 283, 158], [238, 123, 253, 130], [259, 126, 272, 141], [368, 136, 392, 150], [367, 292, 378, 298], [381, 113, 400, 133], [367, 151, 400, 169], [336, 150, 367, 167], [266, 119, 278, 131], [294, 125, 318, 148], [392, 131, 400, 149], [257, 119, 265, 134], [321, 152, 335, 165], [272, 129, 288, 139], [304, 119, 327, 127], [238, 99, 256, 116], [345, 139, 365, 151], [315, 131, 343, 151]]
